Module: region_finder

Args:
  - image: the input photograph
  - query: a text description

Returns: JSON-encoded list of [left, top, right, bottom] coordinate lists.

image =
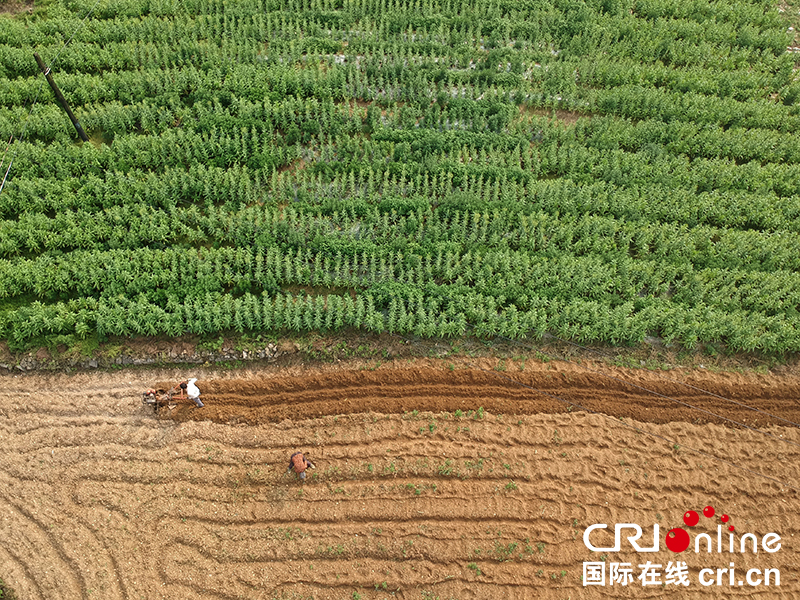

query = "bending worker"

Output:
[[181, 378, 204, 408], [287, 451, 316, 481]]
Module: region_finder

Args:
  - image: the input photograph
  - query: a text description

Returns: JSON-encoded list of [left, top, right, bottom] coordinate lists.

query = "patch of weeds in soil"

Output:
[[402, 482, 436, 496], [467, 562, 483, 577], [0, 578, 19, 600], [235, 332, 275, 352], [465, 458, 484, 471], [273, 526, 304, 540], [44, 333, 101, 358], [99, 341, 126, 361], [331, 544, 346, 556], [403, 409, 420, 420], [552, 429, 562, 445], [463, 407, 485, 420], [197, 335, 225, 352], [409, 458, 430, 475], [494, 541, 519, 561], [419, 419, 437, 434], [245, 466, 262, 482], [523, 538, 534, 555], [219, 359, 244, 370]]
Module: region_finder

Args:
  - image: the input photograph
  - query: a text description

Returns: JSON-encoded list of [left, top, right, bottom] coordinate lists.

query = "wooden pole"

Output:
[[33, 52, 89, 142]]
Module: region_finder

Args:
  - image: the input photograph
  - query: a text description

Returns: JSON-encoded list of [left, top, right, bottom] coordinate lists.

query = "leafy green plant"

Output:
[[1, 0, 798, 362], [494, 541, 518, 561], [438, 460, 454, 476], [0, 578, 19, 600]]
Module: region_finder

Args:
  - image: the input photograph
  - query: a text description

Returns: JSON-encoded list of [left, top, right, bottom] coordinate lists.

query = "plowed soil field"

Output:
[[1, 356, 799, 599]]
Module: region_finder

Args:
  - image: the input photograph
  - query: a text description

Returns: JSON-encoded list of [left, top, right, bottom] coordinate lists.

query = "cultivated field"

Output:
[[1, 358, 798, 599], [2, 0, 800, 597], [1, 0, 800, 352]]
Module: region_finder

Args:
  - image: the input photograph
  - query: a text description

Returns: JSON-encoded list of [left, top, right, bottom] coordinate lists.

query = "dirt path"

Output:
[[1, 358, 798, 599]]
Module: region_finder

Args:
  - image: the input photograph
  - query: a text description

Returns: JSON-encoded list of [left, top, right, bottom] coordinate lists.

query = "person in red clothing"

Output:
[[287, 452, 316, 481]]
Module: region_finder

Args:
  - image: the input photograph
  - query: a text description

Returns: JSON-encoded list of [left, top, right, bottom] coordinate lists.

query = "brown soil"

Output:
[[0, 0, 32, 16], [160, 360, 800, 429], [1, 357, 799, 599], [277, 157, 307, 176]]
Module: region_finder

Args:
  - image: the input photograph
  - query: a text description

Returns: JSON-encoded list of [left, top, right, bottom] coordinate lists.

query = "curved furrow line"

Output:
[[157, 536, 548, 571], [129, 415, 800, 471], [5, 439, 592, 481], [154, 514, 554, 542], [6, 420, 176, 449], [0, 474, 134, 599], [0, 544, 46, 600], [0, 489, 85, 599], [1, 364, 798, 598], [20, 422, 793, 502], [166, 496, 566, 528], [78, 482, 581, 527], [214, 366, 800, 409], [58, 450, 786, 515], [162, 368, 800, 426], [158, 544, 548, 599]]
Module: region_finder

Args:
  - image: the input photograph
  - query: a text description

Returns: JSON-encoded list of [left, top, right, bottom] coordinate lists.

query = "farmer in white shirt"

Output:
[[180, 378, 204, 408]]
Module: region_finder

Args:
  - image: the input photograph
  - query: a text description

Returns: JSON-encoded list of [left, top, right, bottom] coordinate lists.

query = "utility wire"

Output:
[[0, 135, 12, 171], [0, 135, 14, 196], [0, 0, 105, 198]]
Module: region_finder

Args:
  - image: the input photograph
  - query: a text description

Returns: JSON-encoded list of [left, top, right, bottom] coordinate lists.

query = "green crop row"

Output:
[[2, 243, 798, 318], [3, 289, 798, 353], [0, 0, 797, 355]]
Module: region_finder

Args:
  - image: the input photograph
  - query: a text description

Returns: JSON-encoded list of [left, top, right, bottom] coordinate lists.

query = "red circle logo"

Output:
[[683, 510, 699, 527], [665, 528, 691, 553], [703, 505, 715, 518]]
